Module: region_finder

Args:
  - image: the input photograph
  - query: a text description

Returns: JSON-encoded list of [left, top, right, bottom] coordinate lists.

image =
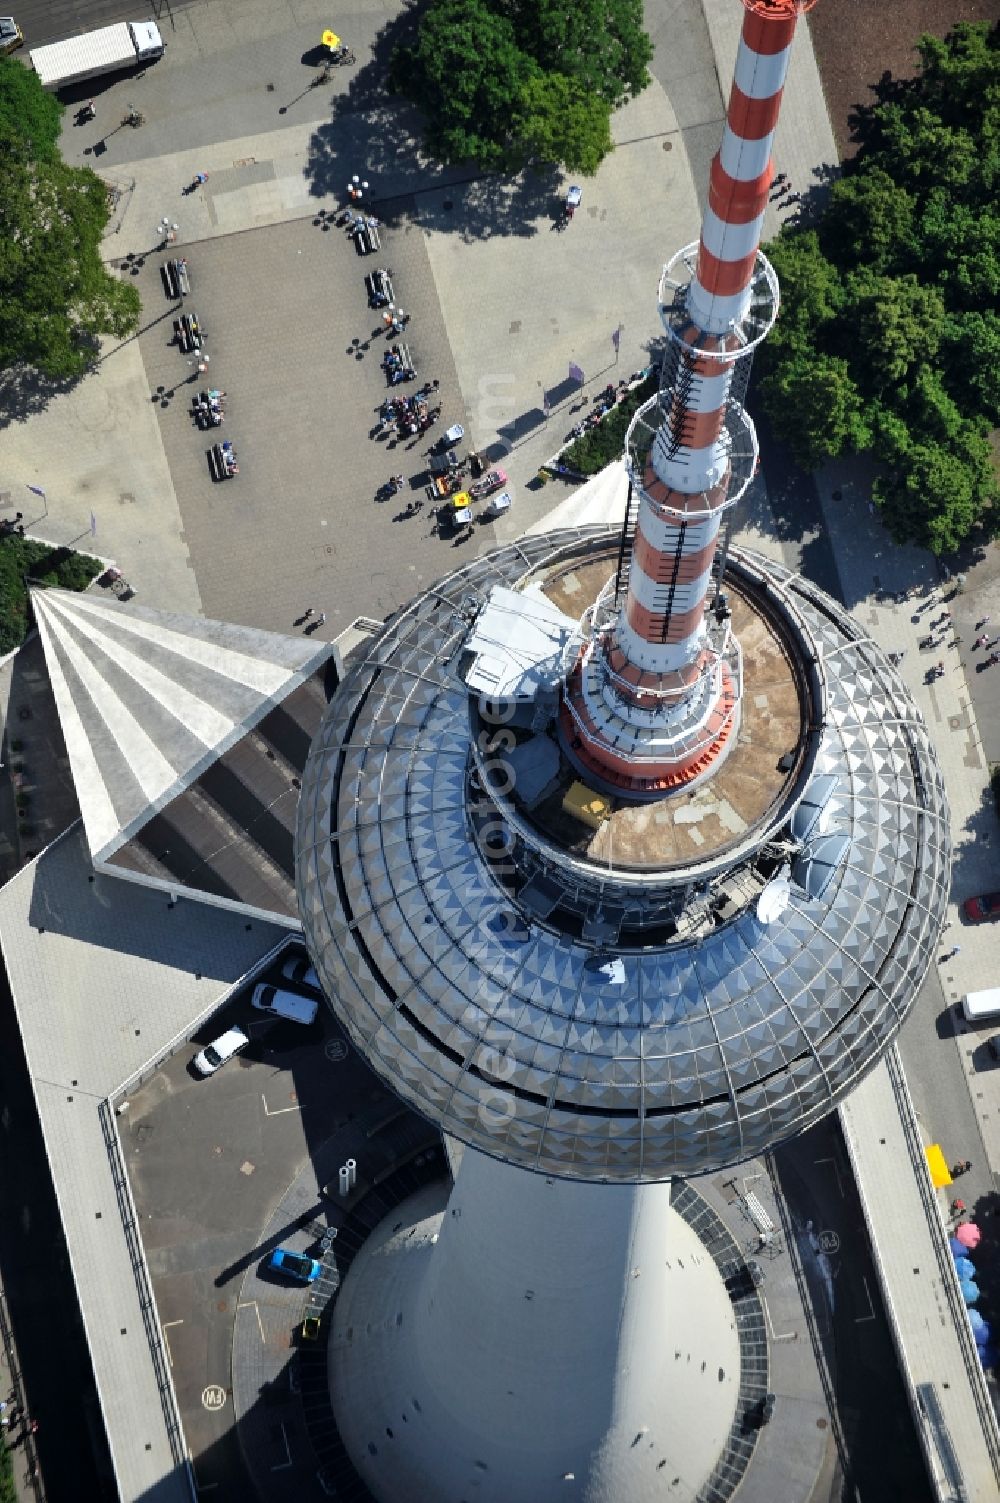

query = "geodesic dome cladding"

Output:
[[295, 528, 950, 1183]]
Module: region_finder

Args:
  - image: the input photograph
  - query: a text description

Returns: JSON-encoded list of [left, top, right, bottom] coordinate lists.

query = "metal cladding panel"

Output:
[[295, 531, 951, 1183]]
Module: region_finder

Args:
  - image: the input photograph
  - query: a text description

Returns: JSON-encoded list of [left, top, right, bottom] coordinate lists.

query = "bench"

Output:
[[174, 311, 204, 353], [162, 258, 191, 300], [365, 268, 394, 307], [208, 442, 239, 481], [354, 222, 381, 256]]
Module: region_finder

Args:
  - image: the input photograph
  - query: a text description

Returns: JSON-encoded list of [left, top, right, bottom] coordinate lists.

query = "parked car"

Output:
[[963, 892, 1000, 924], [252, 983, 319, 1025], [193, 1025, 249, 1076], [280, 955, 321, 992], [269, 1247, 322, 1283]]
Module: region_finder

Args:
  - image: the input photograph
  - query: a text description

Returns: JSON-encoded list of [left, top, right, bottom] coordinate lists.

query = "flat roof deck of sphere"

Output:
[[527, 549, 807, 872]]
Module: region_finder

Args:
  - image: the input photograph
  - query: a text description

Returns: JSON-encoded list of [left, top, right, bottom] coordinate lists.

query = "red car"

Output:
[[963, 892, 1000, 923]]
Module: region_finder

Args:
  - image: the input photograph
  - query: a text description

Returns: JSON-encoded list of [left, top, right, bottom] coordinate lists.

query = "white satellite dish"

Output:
[[757, 877, 791, 925]]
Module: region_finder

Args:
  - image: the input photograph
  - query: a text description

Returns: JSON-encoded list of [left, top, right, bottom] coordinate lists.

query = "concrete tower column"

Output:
[[330, 1150, 740, 1503]]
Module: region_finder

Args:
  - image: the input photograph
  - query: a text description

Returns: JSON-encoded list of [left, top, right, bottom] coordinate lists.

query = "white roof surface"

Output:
[[463, 585, 576, 699], [32, 588, 331, 862], [0, 826, 285, 1502]]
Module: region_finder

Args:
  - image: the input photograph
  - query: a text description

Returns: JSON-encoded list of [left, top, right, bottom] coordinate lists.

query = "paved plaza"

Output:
[[130, 204, 494, 632]]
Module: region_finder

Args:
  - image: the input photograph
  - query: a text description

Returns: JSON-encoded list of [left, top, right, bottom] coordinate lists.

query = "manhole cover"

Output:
[[663, 140, 673, 151], [949, 715, 964, 731]]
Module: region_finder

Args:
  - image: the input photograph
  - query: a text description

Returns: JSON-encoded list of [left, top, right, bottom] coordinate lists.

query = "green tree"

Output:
[[756, 19, 1000, 551], [391, 0, 536, 168], [393, 0, 650, 173], [940, 311, 1000, 424], [873, 434, 994, 556], [515, 72, 613, 174], [820, 169, 915, 272], [0, 56, 62, 156], [501, 0, 652, 105], [759, 353, 869, 469], [0, 137, 140, 378], [842, 270, 945, 388]]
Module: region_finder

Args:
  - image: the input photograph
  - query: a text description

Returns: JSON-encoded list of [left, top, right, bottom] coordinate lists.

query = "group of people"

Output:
[[218, 439, 239, 477], [383, 344, 416, 385], [192, 388, 227, 429]]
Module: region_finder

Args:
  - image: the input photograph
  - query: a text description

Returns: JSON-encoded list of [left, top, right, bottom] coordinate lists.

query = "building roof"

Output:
[[31, 588, 333, 864], [462, 585, 576, 700], [0, 824, 285, 1503]]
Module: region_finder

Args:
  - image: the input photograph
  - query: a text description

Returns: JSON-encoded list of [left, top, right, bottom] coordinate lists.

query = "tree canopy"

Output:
[[0, 58, 139, 379], [392, 0, 651, 175], [756, 22, 1000, 554]]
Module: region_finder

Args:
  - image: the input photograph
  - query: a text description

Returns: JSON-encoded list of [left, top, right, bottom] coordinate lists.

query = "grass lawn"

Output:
[[0, 537, 102, 656]]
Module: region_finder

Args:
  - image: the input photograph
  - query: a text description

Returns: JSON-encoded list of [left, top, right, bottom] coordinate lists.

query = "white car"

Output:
[[281, 955, 321, 992], [193, 1025, 249, 1076], [252, 984, 319, 1025]]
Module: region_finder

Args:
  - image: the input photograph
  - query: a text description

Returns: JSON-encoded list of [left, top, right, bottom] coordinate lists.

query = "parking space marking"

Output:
[[814, 1155, 845, 1197], [760, 1292, 797, 1343], [237, 1300, 266, 1343], [271, 1423, 293, 1472], [855, 1275, 877, 1324], [162, 1318, 183, 1366], [261, 1092, 304, 1117]]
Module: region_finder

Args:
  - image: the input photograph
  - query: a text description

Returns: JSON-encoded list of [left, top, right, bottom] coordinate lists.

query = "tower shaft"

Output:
[[329, 1150, 740, 1503], [563, 0, 810, 797]]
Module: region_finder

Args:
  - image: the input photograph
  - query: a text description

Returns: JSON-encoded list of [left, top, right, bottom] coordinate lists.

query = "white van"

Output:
[[962, 988, 1000, 1024], [281, 955, 321, 992], [193, 1025, 249, 1076], [252, 983, 319, 1025]]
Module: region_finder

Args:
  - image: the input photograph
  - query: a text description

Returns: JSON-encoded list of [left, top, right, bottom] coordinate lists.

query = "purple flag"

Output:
[[611, 326, 621, 352], [569, 361, 585, 385], [26, 484, 45, 497], [90, 512, 97, 537]]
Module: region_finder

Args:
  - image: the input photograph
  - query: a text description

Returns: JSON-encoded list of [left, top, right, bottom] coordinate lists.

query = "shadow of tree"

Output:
[[303, 7, 564, 242], [949, 777, 999, 921], [0, 365, 79, 432], [846, 68, 924, 155]]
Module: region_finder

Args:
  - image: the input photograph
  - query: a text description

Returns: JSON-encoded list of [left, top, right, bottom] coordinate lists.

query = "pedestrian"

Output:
[[975, 616, 990, 630], [195, 172, 209, 186], [941, 945, 961, 961], [952, 1163, 965, 1178], [28, 1419, 38, 1435], [975, 635, 988, 649], [963, 1160, 972, 1174], [317, 612, 326, 626], [951, 1199, 966, 1216], [303, 607, 314, 619]]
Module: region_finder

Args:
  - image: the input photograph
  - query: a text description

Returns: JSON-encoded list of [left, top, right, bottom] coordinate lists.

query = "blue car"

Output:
[[269, 1247, 322, 1283]]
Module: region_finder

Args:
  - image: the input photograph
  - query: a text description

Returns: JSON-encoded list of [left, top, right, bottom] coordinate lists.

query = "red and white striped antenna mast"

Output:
[[563, 0, 816, 797]]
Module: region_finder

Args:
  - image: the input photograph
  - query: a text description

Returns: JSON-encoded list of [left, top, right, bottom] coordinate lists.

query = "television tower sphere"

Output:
[[296, 531, 950, 1183]]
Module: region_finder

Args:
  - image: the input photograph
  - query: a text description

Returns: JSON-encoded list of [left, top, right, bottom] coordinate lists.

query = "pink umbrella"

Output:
[[957, 1222, 982, 1249]]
